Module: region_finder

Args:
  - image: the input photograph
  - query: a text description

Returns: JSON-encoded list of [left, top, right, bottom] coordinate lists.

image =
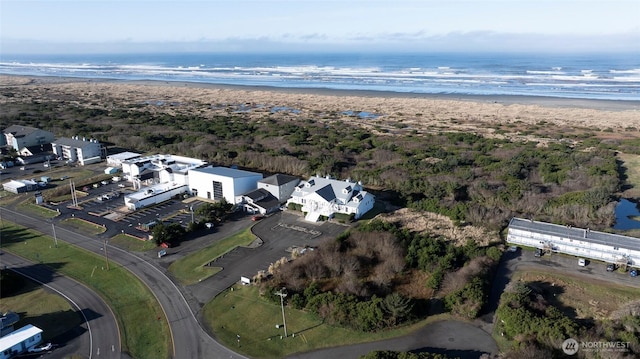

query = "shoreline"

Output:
[[3, 74, 639, 112]]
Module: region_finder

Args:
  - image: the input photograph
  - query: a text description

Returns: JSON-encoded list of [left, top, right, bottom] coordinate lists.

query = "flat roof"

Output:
[[509, 217, 640, 252], [107, 151, 141, 161], [191, 166, 262, 179], [125, 182, 187, 201], [0, 324, 42, 351], [53, 137, 100, 147]]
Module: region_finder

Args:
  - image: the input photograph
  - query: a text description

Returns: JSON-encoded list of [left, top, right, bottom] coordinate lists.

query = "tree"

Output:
[[195, 198, 233, 223], [382, 292, 413, 325], [151, 222, 186, 245]]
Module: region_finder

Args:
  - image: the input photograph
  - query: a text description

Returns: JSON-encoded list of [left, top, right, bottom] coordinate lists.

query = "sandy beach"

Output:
[[1, 74, 639, 142]]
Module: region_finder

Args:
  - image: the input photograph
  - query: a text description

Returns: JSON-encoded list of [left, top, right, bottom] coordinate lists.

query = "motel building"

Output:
[[0, 325, 43, 359], [507, 217, 640, 268]]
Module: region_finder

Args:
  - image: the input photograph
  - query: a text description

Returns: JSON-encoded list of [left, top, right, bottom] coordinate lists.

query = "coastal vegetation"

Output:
[[259, 220, 499, 331], [2, 99, 636, 232], [494, 272, 640, 357]]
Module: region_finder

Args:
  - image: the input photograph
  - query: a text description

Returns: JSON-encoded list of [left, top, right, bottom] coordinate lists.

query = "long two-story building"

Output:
[[507, 217, 640, 267]]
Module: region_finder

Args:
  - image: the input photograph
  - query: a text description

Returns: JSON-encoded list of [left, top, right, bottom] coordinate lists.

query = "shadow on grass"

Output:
[[0, 226, 40, 245], [2, 263, 68, 296]]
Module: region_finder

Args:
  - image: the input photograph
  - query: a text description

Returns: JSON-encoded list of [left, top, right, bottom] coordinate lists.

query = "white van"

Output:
[[578, 258, 586, 267]]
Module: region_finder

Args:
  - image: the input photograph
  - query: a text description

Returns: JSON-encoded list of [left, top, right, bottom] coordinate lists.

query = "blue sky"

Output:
[[1, 0, 639, 53]]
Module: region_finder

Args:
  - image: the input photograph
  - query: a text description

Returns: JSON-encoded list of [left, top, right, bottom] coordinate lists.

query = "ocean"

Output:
[[1, 52, 639, 101]]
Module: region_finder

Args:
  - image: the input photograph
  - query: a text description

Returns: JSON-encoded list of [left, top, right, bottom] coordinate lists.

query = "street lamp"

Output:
[[51, 222, 58, 247], [275, 288, 288, 338]]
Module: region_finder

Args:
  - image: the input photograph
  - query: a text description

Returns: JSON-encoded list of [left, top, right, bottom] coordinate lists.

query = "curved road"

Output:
[[1, 208, 246, 359], [2, 252, 120, 359]]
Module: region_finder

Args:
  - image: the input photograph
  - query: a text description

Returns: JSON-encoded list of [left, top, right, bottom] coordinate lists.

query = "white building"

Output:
[[188, 166, 263, 204], [2, 125, 54, 152], [257, 174, 300, 203], [286, 176, 375, 222], [238, 188, 281, 214], [0, 324, 43, 359], [52, 137, 102, 166], [121, 154, 205, 188], [507, 217, 640, 267], [106, 151, 141, 168], [124, 182, 188, 210], [2, 179, 38, 194]]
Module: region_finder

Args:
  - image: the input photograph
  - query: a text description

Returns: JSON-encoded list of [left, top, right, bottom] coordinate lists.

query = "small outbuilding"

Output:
[[2, 179, 38, 194], [0, 324, 43, 359]]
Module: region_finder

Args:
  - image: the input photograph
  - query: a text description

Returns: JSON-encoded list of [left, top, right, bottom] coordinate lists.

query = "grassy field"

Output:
[[168, 227, 256, 285], [511, 269, 640, 320], [0, 273, 82, 342], [204, 284, 449, 359], [0, 222, 171, 359], [61, 217, 107, 235], [15, 202, 60, 219], [109, 233, 158, 252], [619, 152, 640, 197]]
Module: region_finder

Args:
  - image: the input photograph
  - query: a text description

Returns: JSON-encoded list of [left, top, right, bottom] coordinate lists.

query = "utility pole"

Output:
[[275, 288, 288, 338], [51, 222, 58, 247], [103, 238, 110, 270]]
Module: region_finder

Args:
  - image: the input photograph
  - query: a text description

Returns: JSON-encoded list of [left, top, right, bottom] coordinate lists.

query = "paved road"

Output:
[[1, 207, 246, 359], [2, 252, 121, 359], [288, 320, 497, 359]]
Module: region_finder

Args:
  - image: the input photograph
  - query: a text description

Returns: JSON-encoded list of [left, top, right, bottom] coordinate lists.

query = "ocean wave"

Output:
[[1, 56, 639, 101]]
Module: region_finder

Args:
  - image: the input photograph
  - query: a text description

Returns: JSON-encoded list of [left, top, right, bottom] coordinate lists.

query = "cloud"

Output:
[[2, 31, 639, 54]]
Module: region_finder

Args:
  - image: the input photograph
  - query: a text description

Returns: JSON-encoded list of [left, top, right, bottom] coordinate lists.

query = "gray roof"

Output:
[[259, 174, 299, 186], [53, 137, 100, 147], [509, 217, 640, 252], [244, 188, 271, 201], [191, 166, 262, 179], [3, 125, 41, 137]]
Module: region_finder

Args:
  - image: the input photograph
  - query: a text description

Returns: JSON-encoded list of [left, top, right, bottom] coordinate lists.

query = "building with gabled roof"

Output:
[[257, 174, 300, 203], [2, 125, 54, 152], [51, 137, 103, 166], [286, 175, 375, 222], [238, 188, 282, 214]]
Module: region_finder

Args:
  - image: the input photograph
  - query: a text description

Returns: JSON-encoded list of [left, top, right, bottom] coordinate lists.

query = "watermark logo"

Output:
[[562, 338, 579, 355], [562, 338, 630, 355]]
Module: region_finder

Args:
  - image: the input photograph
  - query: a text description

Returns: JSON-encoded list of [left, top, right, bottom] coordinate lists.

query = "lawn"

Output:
[[0, 222, 171, 359], [109, 233, 158, 252], [203, 284, 448, 359], [168, 227, 257, 285], [0, 272, 82, 342], [61, 217, 107, 235], [15, 202, 60, 219]]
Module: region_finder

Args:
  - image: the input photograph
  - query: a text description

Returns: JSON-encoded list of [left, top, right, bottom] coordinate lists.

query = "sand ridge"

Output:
[[1, 75, 639, 142]]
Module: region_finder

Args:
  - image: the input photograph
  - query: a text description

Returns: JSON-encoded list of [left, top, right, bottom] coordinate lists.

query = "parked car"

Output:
[[578, 258, 586, 267], [508, 246, 518, 253], [606, 263, 616, 272], [534, 248, 543, 257], [101, 180, 109, 185], [251, 215, 264, 221], [28, 342, 52, 353], [631, 269, 638, 277]]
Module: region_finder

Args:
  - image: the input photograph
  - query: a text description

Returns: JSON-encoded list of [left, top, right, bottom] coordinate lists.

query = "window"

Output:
[[614, 247, 619, 250]]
